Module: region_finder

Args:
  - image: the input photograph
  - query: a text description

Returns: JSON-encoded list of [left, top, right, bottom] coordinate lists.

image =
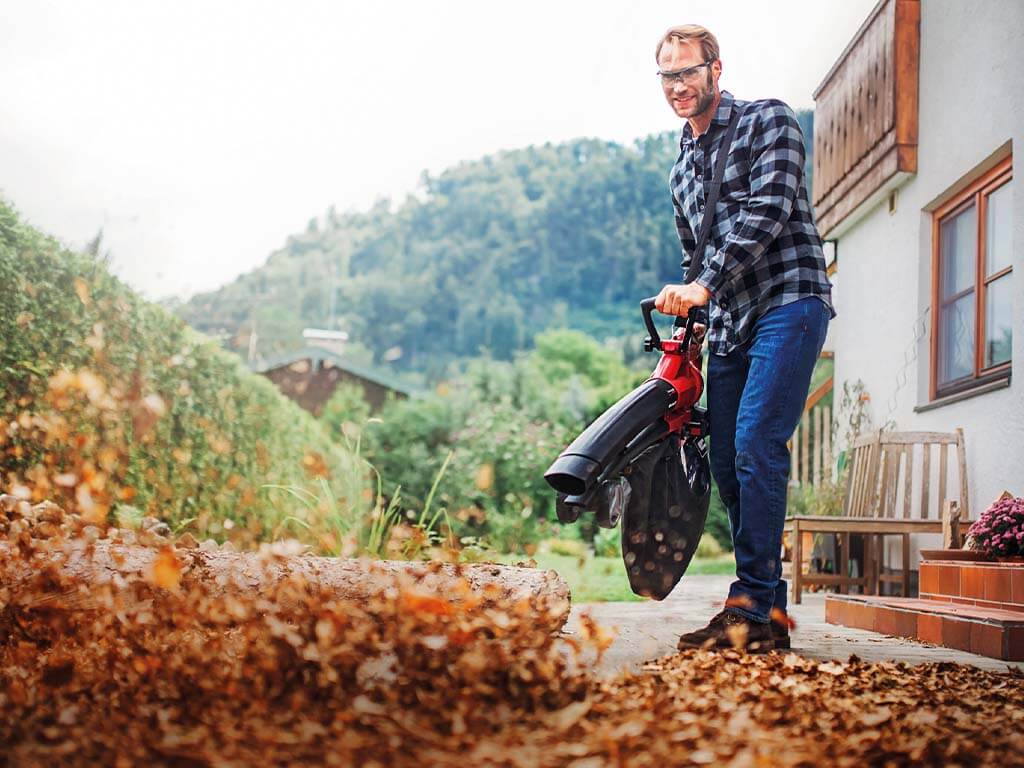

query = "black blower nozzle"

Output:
[[544, 378, 677, 497]]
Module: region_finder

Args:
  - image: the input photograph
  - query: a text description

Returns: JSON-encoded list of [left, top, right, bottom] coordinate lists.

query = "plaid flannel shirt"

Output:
[[671, 90, 834, 356]]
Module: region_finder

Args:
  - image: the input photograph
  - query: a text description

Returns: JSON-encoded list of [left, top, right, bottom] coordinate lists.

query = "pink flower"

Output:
[[968, 497, 1024, 557]]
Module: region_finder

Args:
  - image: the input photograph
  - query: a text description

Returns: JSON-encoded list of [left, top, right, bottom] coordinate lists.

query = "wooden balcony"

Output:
[[812, 0, 920, 238]]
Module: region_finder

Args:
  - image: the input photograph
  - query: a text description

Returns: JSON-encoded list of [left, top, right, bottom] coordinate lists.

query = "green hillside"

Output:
[[176, 114, 813, 382]]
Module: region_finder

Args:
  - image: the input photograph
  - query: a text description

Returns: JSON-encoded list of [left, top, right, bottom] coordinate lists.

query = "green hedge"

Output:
[[0, 199, 358, 540]]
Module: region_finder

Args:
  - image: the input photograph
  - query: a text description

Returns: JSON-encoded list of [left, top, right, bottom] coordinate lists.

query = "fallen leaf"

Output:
[[150, 546, 182, 590]]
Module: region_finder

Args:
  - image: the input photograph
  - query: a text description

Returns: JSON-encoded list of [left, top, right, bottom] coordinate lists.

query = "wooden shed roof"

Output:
[[254, 346, 417, 397]]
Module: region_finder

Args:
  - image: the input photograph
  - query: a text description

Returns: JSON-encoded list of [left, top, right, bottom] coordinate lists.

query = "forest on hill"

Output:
[[175, 112, 813, 383]]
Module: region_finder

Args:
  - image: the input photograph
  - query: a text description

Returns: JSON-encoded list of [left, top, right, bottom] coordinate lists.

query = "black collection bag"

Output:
[[620, 433, 711, 599]]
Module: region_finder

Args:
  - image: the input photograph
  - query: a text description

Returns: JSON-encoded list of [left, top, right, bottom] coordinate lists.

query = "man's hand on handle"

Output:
[[655, 282, 710, 361], [655, 282, 711, 318]]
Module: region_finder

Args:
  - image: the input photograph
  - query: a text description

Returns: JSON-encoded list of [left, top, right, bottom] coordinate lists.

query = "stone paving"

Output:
[[566, 575, 1024, 676]]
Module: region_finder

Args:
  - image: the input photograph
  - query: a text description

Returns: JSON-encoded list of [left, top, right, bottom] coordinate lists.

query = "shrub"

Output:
[[967, 496, 1024, 558], [705, 484, 733, 551], [362, 394, 467, 513], [0, 199, 366, 547], [363, 385, 575, 553], [320, 381, 372, 443], [482, 508, 550, 554], [543, 537, 590, 558], [786, 479, 845, 518], [592, 527, 621, 558], [695, 533, 725, 559]]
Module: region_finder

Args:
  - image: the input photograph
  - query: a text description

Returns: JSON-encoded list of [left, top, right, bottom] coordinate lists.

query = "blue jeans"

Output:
[[707, 297, 830, 623]]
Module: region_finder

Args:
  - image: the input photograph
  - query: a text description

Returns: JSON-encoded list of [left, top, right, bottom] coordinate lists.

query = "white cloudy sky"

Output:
[[1, 0, 875, 300]]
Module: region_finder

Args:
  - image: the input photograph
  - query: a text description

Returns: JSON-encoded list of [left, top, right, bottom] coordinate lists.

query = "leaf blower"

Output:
[[543, 299, 712, 599]]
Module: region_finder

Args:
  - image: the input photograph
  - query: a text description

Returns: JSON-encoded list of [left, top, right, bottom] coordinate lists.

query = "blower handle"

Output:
[[640, 297, 662, 352], [641, 298, 705, 353]]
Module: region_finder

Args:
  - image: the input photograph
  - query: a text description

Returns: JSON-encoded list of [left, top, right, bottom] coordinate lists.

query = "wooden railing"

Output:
[[791, 375, 833, 487]]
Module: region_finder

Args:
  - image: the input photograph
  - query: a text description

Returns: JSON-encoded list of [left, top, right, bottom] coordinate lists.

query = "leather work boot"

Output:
[[676, 610, 775, 653], [772, 621, 791, 650], [769, 608, 794, 649]]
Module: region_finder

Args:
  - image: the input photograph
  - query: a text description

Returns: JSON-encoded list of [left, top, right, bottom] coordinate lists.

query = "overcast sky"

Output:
[[1, 0, 876, 300]]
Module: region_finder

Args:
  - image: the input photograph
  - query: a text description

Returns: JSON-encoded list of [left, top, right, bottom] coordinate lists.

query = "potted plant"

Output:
[[965, 494, 1024, 562]]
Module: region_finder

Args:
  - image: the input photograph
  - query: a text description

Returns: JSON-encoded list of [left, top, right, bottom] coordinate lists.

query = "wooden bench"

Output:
[[785, 428, 970, 604]]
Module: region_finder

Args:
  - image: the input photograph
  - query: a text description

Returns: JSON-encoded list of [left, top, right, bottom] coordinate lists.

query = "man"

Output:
[[652, 24, 834, 652]]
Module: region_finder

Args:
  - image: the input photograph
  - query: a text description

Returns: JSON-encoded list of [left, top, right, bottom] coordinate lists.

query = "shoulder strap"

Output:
[[683, 106, 743, 285]]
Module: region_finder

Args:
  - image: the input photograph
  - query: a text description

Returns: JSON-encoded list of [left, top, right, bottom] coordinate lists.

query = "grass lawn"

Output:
[[498, 551, 735, 603]]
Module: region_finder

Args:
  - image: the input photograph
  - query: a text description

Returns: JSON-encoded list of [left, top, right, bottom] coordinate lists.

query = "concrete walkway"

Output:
[[566, 575, 1024, 676]]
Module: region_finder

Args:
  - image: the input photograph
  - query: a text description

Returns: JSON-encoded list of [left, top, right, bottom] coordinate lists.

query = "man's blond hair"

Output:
[[655, 25, 720, 65]]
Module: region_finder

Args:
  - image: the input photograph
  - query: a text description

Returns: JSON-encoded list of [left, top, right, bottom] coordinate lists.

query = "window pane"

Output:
[[985, 274, 1013, 368], [986, 180, 1013, 276], [940, 203, 976, 298], [939, 293, 975, 385]]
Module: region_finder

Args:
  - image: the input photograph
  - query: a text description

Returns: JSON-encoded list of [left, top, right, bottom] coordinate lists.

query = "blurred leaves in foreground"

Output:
[[3, 497, 1022, 766]]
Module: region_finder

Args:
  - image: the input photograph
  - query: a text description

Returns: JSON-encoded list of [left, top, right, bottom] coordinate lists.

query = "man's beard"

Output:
[[690, 69, 716, 117]]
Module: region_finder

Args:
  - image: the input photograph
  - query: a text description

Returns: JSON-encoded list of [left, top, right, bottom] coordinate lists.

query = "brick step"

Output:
[[825, 593, 1024, 661], [920, 559, 1024, 610]]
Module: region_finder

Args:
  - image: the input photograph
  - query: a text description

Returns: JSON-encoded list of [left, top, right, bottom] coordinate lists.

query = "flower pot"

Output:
[[919, 549, 993, 563]]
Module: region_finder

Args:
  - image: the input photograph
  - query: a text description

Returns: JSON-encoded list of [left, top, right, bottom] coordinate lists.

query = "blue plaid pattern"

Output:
[[671, 91, 835, 355]]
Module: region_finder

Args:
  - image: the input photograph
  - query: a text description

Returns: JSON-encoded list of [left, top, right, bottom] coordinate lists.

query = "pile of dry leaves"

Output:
[[3, 497, 1024, 767]]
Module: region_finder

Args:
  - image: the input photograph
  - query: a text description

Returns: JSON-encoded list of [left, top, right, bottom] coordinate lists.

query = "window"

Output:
[[931, 157, 1013, 400]]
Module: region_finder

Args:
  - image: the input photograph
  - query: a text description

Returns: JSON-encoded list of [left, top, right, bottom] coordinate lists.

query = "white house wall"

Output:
[[830, 0, 1024, 563]]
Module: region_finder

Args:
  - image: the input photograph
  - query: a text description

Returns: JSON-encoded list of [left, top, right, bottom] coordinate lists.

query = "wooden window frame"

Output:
[[930, 156, 1013, 401]]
